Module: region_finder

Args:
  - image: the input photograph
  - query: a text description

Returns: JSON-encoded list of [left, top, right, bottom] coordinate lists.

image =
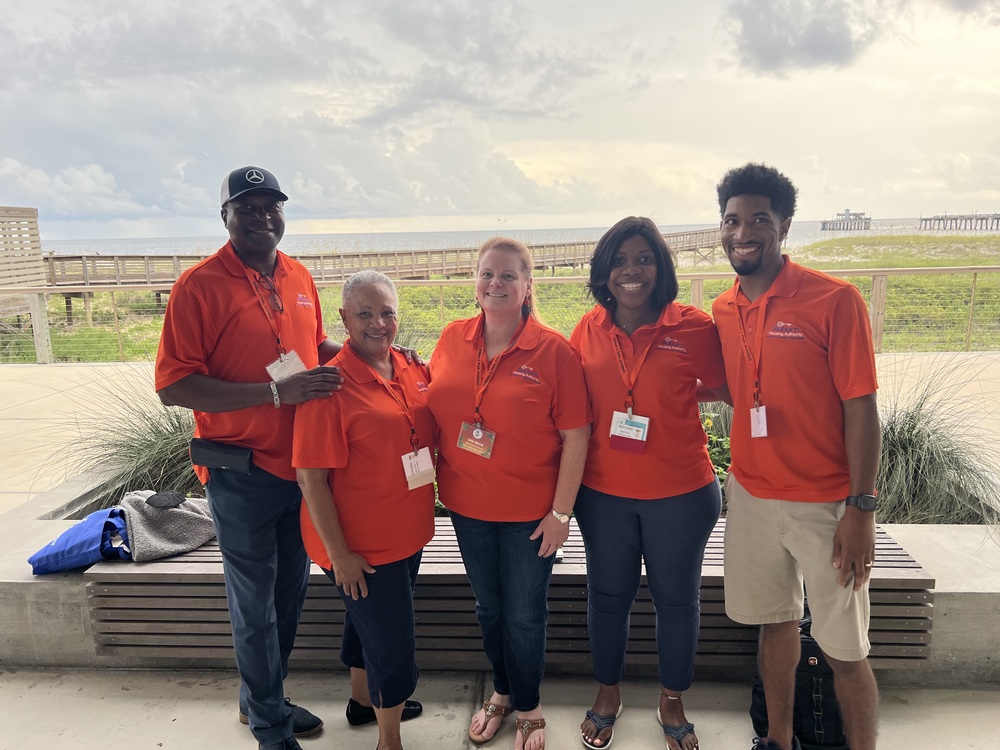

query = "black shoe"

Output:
[[258, 740, 302, 750], [346, 697, 423, 726], [241, 698, 324, 738], [752, 738, 802, 750]]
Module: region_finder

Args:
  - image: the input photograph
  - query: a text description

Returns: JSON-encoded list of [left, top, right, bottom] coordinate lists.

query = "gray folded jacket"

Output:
[[120, 490, 216, 562]]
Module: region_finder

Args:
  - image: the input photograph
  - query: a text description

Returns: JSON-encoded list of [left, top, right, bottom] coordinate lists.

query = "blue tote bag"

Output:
[[28, 507, 131, 574]]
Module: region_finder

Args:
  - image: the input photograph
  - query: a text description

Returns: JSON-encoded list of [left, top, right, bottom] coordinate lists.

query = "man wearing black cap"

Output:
[[155, 166, 341, 750]]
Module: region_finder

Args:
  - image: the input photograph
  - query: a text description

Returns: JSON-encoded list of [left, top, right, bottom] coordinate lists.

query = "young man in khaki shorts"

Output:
[[712, 163, 881, 750]]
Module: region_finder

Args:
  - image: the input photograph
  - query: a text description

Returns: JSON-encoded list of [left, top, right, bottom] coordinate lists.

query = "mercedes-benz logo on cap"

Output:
[[246, 169, 264, 184]]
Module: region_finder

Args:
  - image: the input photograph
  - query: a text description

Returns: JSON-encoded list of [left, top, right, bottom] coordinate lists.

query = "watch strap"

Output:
[[845, 493, 877, 511]]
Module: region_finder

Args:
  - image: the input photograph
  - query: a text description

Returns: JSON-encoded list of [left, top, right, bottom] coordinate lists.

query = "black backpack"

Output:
[[749, 617, 849, 750]]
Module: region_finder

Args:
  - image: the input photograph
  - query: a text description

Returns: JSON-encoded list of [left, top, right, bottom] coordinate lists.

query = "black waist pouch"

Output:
[[190, 438, 253, 474]]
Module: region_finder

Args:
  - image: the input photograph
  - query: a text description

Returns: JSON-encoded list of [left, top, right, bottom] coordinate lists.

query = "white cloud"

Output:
[[0, 0, 998, 239], [0, 159, 149, 218]]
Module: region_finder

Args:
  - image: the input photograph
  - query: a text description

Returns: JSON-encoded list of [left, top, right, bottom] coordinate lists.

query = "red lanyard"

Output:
[[610, 327, 659, 418], [370, 358, 420, 453], [734, 288, 771, 408], [472, 315, 527, 426], [241, 265, 286, 356]]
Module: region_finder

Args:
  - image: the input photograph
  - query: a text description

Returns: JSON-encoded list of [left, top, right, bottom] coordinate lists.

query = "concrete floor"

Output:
[[3, 359, 1000, 748], [0, 668, 998, 750]]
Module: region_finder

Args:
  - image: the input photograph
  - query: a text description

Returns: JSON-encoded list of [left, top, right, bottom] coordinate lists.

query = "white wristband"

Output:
[[269, 381, 280, 409]]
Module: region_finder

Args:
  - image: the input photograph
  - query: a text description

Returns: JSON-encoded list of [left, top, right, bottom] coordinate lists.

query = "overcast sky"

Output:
[[1, 0, 998, 240]]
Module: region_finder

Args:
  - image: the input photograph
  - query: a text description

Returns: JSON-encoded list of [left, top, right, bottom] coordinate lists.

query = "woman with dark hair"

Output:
[[570, 217, 728, 750]]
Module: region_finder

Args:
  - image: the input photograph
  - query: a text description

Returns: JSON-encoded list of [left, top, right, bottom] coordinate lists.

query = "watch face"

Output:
[[849, 494, 877, 511]]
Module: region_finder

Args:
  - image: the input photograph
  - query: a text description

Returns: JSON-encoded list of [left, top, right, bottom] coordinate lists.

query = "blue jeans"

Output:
[[449, 511, 555, 712], [574, 480, 721, 691], [326, 551, 422, 708], [206, 466, 310, 749]]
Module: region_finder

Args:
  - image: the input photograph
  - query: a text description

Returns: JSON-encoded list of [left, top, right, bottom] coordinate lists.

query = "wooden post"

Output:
[[83, 292, 93, 326], [965, 273, 978, 352], [110, 291, 125, 361], [690, 278, 704, 311], [28, 293, 54, 364], [870, 274, 888, 353]]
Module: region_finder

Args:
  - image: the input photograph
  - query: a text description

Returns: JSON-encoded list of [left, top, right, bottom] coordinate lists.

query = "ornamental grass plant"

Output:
[[56, 364, 201, 515], [876, 354, 1000, 525]]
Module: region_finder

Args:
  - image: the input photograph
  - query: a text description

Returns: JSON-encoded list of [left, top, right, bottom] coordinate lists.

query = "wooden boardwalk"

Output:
[[84, 517, 933, 673], [42, 229, 722, 287]]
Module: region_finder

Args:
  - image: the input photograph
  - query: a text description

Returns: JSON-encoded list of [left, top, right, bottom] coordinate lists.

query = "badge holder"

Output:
[[457, 421, 496, 459]]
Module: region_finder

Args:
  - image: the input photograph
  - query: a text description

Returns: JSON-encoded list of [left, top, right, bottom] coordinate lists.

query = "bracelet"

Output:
[[269, 381, 280, 409]]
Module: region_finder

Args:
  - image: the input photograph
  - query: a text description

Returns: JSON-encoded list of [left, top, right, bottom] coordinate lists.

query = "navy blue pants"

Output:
[[206, 466, 310, 749], [324, 550, 422, 709], [574, 480, 721, 691], [449, 511, 555, 712]]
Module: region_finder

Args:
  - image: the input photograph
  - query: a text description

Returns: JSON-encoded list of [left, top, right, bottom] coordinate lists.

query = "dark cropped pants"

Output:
[[574, 480, 721, 691], [326, 550, 422, 709]]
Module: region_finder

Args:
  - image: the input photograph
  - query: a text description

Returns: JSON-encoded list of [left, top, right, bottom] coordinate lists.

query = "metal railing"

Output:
[[1, 266, 998, 363]]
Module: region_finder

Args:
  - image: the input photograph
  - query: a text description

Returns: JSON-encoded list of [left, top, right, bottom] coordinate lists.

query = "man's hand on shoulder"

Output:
[[393, 344, 424, 365], [832, 505, 876, 591], [277, 365, 343, 404]]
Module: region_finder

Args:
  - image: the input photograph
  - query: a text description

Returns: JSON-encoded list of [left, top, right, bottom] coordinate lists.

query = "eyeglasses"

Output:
[[231, 202, 284, 218], [255, 273, 284, 314]]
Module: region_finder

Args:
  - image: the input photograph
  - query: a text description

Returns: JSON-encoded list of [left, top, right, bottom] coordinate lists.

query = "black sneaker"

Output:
[[240, 698, 324, 738], [258, 740, 302, 750], [346, 697, 423, 726], [752, 737, 802, 750]]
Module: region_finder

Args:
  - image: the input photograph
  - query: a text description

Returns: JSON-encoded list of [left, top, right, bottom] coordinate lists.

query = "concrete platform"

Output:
[[0, 668, 998, 749]]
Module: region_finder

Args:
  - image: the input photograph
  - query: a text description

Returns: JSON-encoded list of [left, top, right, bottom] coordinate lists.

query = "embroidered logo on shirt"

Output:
[[767, 320, 806, 339], [656, 336, 688, 353], [415, 380, 429, 392], [295, 293, 314, 308], [510, 364, 541, 384]]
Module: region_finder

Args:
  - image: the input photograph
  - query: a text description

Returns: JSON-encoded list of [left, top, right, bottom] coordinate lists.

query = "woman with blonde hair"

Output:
[[428, 238, 592, 750]]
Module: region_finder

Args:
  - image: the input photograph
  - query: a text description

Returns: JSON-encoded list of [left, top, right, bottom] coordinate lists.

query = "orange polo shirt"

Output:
[[155, 241, 327, 484], [570, 303, 727, 500], [427, 314, 591, 522], [712, 257, 878, 502], [292, 344, 435, 568]]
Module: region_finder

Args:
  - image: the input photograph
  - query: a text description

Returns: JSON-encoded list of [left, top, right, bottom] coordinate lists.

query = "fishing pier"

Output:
[[920, 213, 1000, 231]]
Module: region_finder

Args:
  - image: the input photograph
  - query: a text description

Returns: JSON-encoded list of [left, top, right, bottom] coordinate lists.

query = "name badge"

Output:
[[750, 406, 768, 438], [401, 446, 435, 490], [609, 410, 650, 455], [457, 421, 496, 459], [266, 349, 307, 382]]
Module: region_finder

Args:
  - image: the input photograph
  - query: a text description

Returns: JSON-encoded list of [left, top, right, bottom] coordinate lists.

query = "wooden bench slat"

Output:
[[83, 519, 935, 671]]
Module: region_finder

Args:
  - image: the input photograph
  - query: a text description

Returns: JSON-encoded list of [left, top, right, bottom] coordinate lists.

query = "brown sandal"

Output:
[[516, 717, 546, 749], [469, 701, 512, 745]]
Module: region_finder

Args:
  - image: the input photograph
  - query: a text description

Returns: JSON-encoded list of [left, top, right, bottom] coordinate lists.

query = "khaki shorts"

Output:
[[724, 474, 871, 662]]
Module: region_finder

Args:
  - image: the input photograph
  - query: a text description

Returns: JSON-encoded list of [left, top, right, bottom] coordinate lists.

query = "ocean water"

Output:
[[39, 218, 989, 257]]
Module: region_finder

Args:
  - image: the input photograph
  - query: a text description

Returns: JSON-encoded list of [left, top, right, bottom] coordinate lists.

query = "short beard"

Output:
[[727, 251, 763, 277]]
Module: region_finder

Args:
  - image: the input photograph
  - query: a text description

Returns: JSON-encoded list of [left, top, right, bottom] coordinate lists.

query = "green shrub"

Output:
[[876, 357, 1000, 524], [60, 367, 201, 508]]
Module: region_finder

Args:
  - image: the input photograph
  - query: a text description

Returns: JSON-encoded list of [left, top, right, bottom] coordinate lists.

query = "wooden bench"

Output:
[[84, 518, 934, 673]]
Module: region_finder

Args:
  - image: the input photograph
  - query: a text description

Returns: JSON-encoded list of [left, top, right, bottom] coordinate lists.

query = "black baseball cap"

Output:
[[220, 166, 289, 206]]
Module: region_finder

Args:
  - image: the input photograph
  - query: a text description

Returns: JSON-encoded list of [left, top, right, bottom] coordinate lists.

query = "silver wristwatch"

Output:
[[550, 509, 571, 524]]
